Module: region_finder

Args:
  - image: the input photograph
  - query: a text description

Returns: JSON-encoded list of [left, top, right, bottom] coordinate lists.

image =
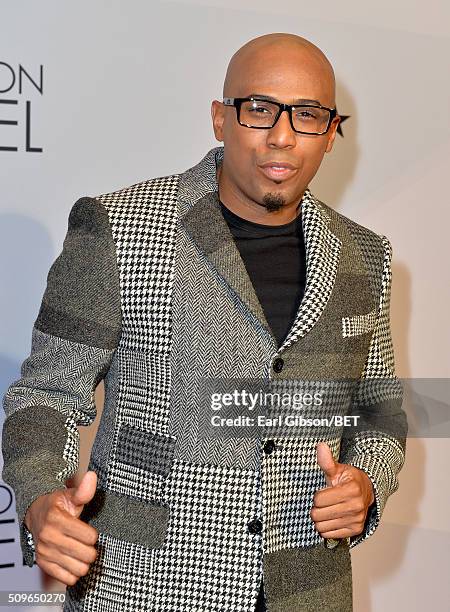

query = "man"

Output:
[[2, 32, 407, 611]]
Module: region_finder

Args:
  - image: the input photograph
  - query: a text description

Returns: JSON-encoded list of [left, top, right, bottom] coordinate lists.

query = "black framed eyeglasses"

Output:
[[223, 96, 338, 135]]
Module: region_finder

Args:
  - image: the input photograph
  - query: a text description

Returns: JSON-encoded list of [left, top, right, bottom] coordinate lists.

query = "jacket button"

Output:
[[248, 519, 263, 534], [273, 357, 284, 373], [263, 440, 275, 455]]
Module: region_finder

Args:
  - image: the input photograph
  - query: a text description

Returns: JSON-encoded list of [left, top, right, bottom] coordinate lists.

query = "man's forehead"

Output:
[[245, 93, 324, 106], [233, 58, 333, 91]]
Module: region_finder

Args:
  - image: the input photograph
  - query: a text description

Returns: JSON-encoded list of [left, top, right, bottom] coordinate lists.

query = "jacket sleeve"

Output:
[[1, 196, 122, 567], [338, 234, 408, 548]]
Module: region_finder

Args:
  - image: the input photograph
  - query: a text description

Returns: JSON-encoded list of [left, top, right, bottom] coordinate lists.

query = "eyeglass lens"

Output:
[[239, 99, 330, 134]]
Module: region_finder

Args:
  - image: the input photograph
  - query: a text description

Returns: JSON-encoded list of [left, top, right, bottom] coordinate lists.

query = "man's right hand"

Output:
[[24, 470, 99, 586]]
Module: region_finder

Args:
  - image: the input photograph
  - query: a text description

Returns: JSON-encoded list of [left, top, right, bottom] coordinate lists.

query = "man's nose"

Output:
[[267, 109, 297, 145]]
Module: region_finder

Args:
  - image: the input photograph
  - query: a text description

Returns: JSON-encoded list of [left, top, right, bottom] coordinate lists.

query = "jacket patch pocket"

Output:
[[115, 422, 176, 477], [342, 308, 377, 338], [80, 488, 170, 549]]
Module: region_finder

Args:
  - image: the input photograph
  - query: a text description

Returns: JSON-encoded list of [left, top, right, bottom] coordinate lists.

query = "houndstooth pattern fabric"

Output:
[[96, 175, 180, 354], [151, 460, 263, 611], [342, 308, 378, 337], [59, 414, 81, 481]]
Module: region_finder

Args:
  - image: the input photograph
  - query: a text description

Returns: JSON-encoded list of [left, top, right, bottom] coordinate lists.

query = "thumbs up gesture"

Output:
[[310, 442, 375, 540], [61, 470, 98, 519], [24, 471, 99, 586]]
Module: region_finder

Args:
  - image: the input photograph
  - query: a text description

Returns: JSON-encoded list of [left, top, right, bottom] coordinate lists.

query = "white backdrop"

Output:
[[1, 1, 449, 610]]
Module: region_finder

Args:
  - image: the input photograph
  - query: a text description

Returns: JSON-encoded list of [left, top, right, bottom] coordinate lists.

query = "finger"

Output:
[[37, 558, 80, 586], [54, 550, 93, 578], [320, 526, 357, 539], [55, 533, 98, 565], [313, 482, 354, 507], [314, 517, 353, 533], [316, 442, 339, 484], [311, 501, 354, 523], [36, 541, 93, 578], [69, 471, 97, 509], [36, 558, 82, 587], [46, 505, 99, 546], [58, 514, 99, 546]]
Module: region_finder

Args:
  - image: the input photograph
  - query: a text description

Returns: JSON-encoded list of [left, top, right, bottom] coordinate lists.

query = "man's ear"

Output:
[[211, 100, 225, 142], [325, 116, 341, 153]]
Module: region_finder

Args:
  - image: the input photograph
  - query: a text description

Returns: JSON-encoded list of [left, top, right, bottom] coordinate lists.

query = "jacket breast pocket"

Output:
[[341, 307, 377, 338], [80, 487, 170, 549]]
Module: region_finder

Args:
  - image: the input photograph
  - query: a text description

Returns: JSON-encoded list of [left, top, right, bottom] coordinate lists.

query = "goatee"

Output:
[[262, 192, 285, 212]]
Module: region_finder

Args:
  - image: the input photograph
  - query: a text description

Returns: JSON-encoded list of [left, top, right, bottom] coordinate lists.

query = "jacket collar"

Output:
[[178, 146, 342, 353]]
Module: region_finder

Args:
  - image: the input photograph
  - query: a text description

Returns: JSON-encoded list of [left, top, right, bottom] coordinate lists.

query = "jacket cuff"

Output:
[[4, 453, 67, 567], [2, 406, 71, 567], [345, 453, 393, 548]]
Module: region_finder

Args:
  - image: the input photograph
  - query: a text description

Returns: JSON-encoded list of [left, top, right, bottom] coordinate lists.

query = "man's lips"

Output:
[[258, 163, 298, 180]]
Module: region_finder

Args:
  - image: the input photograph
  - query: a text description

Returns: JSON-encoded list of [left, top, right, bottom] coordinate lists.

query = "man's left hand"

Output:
[[310, 441, 375, 539]]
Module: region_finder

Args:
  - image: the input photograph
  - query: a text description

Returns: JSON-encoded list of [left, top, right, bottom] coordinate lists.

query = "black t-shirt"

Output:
[[219, 199, 307, 349]]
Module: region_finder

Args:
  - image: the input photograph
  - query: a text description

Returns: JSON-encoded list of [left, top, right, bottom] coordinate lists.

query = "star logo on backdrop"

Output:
[[336, 109, 350, 136]]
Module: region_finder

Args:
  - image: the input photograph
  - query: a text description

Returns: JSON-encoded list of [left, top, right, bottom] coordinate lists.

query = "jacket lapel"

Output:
[[178, 146, 342, 353], [180, 186, 276, 345], [278, 196, 342, 351]]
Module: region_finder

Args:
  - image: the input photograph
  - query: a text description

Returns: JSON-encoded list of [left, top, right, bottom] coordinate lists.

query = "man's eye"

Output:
[[249, 106, 270, 114]]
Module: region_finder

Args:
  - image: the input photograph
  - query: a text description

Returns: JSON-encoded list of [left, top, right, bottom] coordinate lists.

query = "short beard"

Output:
[[262, 191, 285, 212]]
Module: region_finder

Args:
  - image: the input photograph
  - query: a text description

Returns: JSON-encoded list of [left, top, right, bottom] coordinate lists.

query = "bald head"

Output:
[[223, 32, 336, 108]]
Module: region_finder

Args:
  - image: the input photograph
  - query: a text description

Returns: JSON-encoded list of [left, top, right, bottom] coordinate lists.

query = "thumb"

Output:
[[316, 442, 340, 486], [65, 470, 97, 517]]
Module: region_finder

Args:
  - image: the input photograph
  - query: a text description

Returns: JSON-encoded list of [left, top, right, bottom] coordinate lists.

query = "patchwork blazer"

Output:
[[2, 145, 407, 611]]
